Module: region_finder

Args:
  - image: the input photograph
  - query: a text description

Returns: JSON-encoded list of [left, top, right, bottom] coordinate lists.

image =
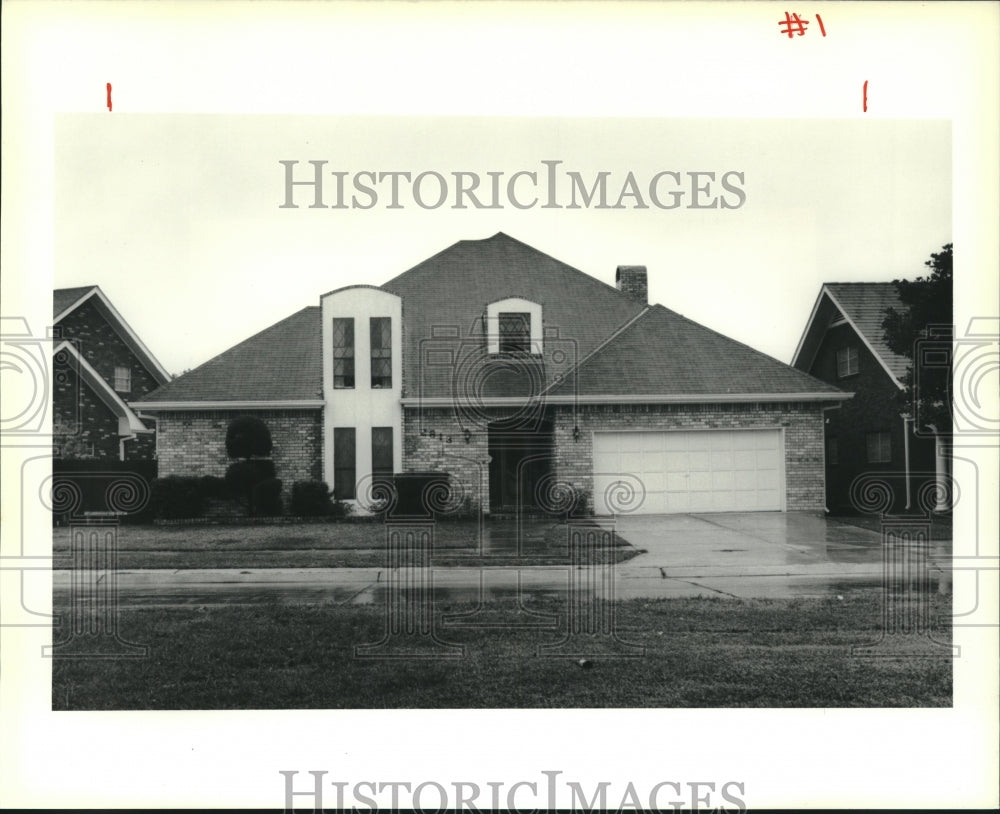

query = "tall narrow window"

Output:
[[333, 318, 355, 389], [827, 437, 839, 466], [866, 431, 891, 463], [836, 346, 859, 378], [371, 427, 394, 476], [498, 312, 530, 354], [370, 317, 392, 389], [333, 427, 356, 499], [114, 365, 131, 393]]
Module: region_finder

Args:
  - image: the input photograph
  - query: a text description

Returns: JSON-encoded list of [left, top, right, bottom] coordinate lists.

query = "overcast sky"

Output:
[[54, 115, 950, 377]]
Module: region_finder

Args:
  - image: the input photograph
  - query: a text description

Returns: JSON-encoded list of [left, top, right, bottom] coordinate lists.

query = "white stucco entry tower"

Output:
[[321, 285, 403, 508]]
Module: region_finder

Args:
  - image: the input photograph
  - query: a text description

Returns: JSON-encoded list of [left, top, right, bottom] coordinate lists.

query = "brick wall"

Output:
[[550, 401, 827, 512], [53, 365, 121, 460], [156, 410, 323, 497], [124, 432, 157, 461], [403, 401, 827, 513], [810, 323, 936, 512], [402, 407, 491, 511], [56, 299, 162, 400]]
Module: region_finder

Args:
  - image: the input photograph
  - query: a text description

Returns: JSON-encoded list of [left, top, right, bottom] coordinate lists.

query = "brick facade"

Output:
[[56, 299, 161, 400], [811, 323, 936, 512], [403, 401, 828, 514], [54, 296, 164, 462], [156, 410, 323, 498], [53, 365, 123, 460], [402, 407, 492, 511]]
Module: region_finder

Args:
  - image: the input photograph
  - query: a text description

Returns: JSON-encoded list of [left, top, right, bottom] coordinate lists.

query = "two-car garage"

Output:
[[592, 429, 785, 515]]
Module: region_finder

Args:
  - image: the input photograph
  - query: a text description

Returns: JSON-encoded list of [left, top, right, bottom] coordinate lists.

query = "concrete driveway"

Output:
[[50, 512, 952, 607], [601, 512, 952, 599]]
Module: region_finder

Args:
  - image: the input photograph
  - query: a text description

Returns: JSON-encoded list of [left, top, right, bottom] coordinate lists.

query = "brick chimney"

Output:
[[616, 265, 647, 304]]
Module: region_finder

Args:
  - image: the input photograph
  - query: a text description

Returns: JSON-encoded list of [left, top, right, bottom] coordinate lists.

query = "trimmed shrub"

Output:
[[198, 475, 229, 500], [225, 416, 273, 459], [290, 480, 334, 516], [225, 460, 277, 515], [150, 476, 205, 519], [252, 477, 284, 516], [289, 480, 352, 518]]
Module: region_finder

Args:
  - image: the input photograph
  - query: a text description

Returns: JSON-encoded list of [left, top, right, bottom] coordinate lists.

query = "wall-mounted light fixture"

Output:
[[573, 425, 581, 442], [463, 429, 472, 444]]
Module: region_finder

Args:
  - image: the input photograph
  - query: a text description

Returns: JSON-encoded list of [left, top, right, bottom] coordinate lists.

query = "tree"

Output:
[[224, 416, 279, 515], [881, 243, 953, 433], [225, 415, 273, 459]]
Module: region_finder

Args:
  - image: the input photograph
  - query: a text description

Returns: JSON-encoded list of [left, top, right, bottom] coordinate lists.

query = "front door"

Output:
[[487, 422, 553, 513]]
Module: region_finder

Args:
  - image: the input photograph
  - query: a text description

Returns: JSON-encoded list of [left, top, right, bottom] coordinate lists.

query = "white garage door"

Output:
[[593, 429, 784, 514]]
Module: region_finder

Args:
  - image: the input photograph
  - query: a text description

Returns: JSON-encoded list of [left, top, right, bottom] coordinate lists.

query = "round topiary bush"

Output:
[[225, 416, 273, 460]]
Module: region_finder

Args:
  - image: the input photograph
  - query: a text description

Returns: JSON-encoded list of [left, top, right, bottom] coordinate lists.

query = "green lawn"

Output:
[[830, 513, 953, 541], [51, 591, 952, 709], [52, 520, 641, 569]]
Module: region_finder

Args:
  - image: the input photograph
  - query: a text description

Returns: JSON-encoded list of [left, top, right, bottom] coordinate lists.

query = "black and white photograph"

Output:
[[2, 2, 997, 811]]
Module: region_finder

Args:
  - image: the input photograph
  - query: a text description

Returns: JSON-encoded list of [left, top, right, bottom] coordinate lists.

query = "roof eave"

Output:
[[822, 287, 906, 390], [54, 341, 148, 433], [402, 392, 851, 407], [790, 287, 830, 370], [54, 286, 172, 385], [130, 399, 325, 410]]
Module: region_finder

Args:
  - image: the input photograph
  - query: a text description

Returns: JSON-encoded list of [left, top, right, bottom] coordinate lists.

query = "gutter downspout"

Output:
[[119, 434, 136, 461], [821, 402, 843, 514], [902, 414, 912, 511]]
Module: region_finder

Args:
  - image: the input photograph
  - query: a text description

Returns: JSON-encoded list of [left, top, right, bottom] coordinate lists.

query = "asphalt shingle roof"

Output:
[[548, 304, 843, 397], [139, 307, 322, 403], [824, 283, 909, 380], [382, 232, 645, 398], [137, 233, 845, 404], [53, 286, 97, 318]]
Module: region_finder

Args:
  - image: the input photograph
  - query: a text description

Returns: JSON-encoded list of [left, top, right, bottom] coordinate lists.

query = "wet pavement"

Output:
[[51, 512, 953, 607]]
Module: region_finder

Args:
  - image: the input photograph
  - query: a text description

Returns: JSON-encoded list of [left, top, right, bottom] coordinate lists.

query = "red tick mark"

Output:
[[107, 83, 112, 112], [863, 80, 868, 113]]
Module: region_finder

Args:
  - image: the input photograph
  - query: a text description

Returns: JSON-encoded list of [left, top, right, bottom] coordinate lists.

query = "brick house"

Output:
[[791, 282, 942, 514], [53, 286, 170, 461], [134, 233, 848, 515]]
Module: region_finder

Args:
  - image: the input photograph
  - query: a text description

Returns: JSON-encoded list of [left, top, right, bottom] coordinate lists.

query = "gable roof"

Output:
[[792, 282, 908, 386], [53, 285, 172, 386], [53, 286, 97, 317], [133, 307, 323, 407], [53, 340, 150, 433], [136, 233, 849, 409], [381, 232, 646, 399], [546, 303, 845, 400]]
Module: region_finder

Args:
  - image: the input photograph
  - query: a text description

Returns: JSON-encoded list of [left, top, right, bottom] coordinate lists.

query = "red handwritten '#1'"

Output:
[[106, 83, 112, 112]]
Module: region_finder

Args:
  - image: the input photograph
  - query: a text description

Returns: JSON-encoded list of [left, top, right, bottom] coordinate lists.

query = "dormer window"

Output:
[[836, 346, 858, 378], [486, 297, 542, 356], [114, 365, 131, 393], [498, 312, 531, 354]]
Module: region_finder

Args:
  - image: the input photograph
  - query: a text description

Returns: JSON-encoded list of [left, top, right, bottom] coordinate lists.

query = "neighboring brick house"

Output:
[[134, 233, 848, 515], [53, 286, 170, 461], [791, 282, 943, 514]]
